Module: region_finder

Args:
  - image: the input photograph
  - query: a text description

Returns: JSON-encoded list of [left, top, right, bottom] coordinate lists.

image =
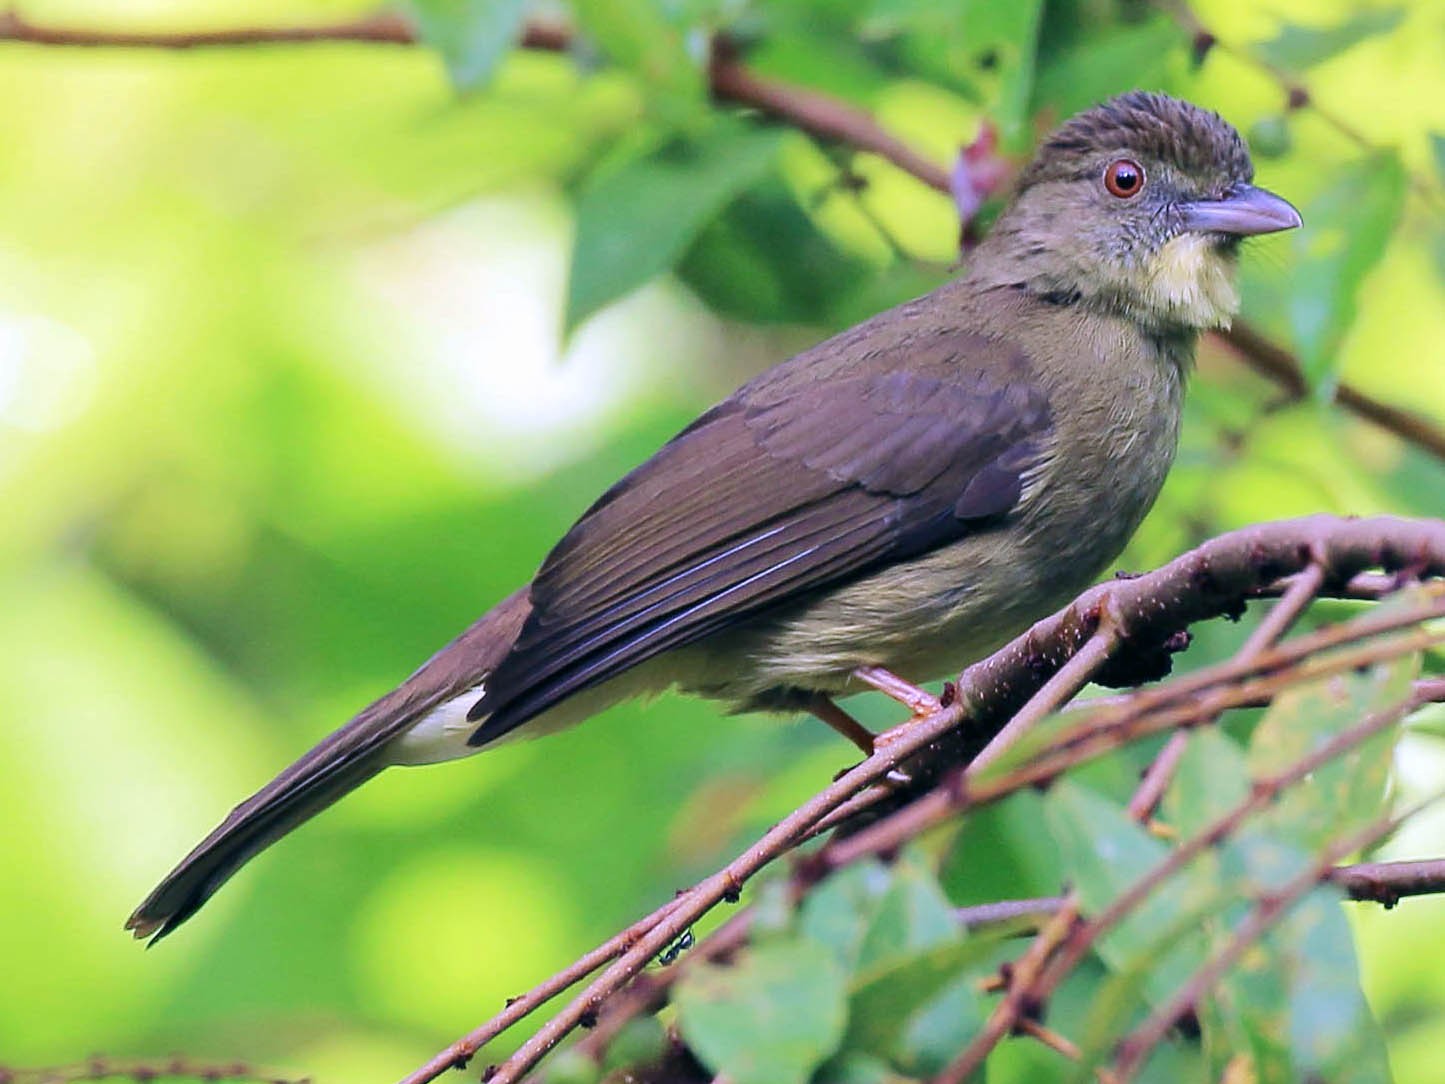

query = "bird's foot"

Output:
[[854, 665, 943, 718], [808, 694, 912, 784]]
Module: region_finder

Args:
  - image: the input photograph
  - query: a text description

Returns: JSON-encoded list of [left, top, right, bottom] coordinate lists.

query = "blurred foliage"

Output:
[[0, 0, 1441, 1082]]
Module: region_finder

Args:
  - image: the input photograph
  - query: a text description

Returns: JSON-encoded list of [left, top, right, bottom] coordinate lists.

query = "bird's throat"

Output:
[[1142, 233, 1240, 330]]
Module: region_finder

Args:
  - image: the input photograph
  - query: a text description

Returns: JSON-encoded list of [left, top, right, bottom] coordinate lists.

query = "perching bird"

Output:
[[128, 91, 1300, 942]]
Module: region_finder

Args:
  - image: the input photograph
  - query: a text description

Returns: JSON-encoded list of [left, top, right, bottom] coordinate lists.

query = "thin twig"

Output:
[[1237, 557, 1326, 657], [824, 597, 1445, 869], [412, 694, 974, 1084], [933, 903, 1081, 1083], [1027, 687, 1430, 1030], [397, 895, 689, 1081], [970, 620, 1120, 771], [1016, 1019, 1125, 1084], [1111, 794, 1443, 1080], [1129, 557, 1327, 822]]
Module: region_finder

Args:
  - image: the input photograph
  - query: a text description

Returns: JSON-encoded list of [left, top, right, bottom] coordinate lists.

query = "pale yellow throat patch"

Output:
[[1144, 233, 1240, 329]]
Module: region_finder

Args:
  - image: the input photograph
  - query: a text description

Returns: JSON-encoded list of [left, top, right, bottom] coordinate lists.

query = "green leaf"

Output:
[[572, 0, 702, 105], [845, 937, 996, 1073], [962, 0, 1045, 147], [1045, 782, 1212, 1005], [940, 790, 1065, 907], [565, 123, 783, 330], [854, 854, 959, 970], [1257, 8, 1406, 72], [815, 1052, 915, 1084], [798, 860, 894, 972], [1245, 650, 1415, 851], [675, 940, 849, 1084], [1161, 729, 1250, 841], [1286, 151, 1406, 393], [1214, 887, 1390, 1084], [1431, 132, 1445, 184], [602, 1015, 668, 1072], [407, 0, 527, 92], [678, 179, 874, 325], [1032, 18, 1181, 121]]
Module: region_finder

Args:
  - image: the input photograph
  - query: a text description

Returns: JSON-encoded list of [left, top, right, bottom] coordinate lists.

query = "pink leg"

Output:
[[804, 694, 877, 756], [853, 665, 942, 717]]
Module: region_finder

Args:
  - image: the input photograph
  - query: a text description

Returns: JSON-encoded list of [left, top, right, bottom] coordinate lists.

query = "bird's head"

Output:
[[977, 91, 1301, 332]]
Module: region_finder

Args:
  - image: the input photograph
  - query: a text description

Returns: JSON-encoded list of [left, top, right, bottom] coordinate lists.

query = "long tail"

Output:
[[127, 588, 532, 943], [125, 738, 389, 942]]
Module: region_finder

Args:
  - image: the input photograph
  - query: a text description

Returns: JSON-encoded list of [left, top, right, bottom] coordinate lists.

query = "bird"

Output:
[[128, 91, 1301, 942]]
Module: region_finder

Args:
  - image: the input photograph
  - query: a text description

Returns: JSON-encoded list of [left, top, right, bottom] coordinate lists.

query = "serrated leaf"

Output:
[[1286, 152, 1406, 393], [1045, 782, 1213, 1005], [675, 940, 848, 1084], [565, 123, 783, 330], [1256, 8, 1405, 72], [408, 0, 527, 92]]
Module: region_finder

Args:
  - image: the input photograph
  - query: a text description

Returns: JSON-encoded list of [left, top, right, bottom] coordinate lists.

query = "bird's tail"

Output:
[[125, 728, 391, 944], [127, 588, 533, 944]]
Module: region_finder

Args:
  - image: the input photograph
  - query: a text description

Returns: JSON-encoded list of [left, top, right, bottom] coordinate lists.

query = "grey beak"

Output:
[[1179, 184, 1303, 237]]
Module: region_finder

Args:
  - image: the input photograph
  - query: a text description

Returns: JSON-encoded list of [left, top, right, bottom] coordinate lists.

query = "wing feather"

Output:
[[469, 331, 1053, 743]]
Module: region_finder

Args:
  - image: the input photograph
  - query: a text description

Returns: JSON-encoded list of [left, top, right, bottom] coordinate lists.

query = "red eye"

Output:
[[1104, 158, 1145, 198]]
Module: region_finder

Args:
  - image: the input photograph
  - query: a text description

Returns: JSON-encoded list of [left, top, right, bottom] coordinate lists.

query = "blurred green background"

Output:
[[0, 0, 1441, 1080]]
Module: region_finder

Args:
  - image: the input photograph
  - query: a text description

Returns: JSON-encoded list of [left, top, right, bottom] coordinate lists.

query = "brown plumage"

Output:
[[128, 92, 1299, 943]]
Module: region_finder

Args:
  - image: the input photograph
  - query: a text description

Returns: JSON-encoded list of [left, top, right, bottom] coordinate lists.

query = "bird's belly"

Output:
[[683, 434, 1174, 709]]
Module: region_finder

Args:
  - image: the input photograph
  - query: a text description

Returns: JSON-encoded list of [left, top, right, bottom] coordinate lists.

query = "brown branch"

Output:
[[970, 620, 1121, 770], [1331, 858, 1445, 907], [0, 1056, 304, 1084], [933, 904, 1081, 1083], [707, 40, 952, 193], [0, 9, 418, 47], [822, 593, 1445, 875], [1215, 323, 1445, 463], [398, 895, 689, 1081], [1015, 1020, 1124, 1084], [396, 516, 1443, 1083]]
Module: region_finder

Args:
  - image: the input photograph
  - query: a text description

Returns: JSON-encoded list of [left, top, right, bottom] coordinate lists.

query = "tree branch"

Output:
[[398, 514, 1445, 1084]]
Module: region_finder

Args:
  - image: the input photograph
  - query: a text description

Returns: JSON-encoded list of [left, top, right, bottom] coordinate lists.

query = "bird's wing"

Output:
[[470, 330, 1053, 743]]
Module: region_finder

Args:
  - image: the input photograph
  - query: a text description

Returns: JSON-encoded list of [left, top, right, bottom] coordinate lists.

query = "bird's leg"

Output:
[[805, 693, 914, 786], [853, 665, 941, 719], [804, 693, 878, 756]]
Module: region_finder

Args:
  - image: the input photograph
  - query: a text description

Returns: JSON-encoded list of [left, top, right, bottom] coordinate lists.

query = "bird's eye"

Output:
[[1104, 159, 1145, 198]]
